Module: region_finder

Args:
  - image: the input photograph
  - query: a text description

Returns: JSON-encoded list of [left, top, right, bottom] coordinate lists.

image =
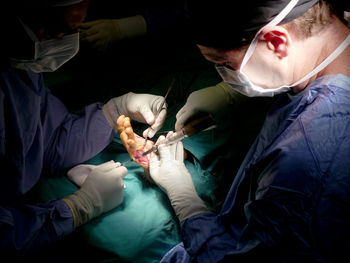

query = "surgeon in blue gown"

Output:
[[148, 0, 350, 262], [0, 0, 167, 257]]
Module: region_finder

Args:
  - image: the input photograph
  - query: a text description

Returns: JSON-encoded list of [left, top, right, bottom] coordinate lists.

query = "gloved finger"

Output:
[[148, 108, 167, 138], [165, 131, 175, 156], [79, 26, 98, 36], [175, 141, 184, 162], [139, 104, 155, 125], [165, 132, 184, 162], [158, 143, 173, 162], [165, 131, 174, 139], [105, 168, 126, 188], [175, 108, 187, 131], [115, 166, 128, 178], [80, 33, 98, 42], [67, 164, 97, 186], [79, 20, 102, 29], [82, 33, 101, 43], [68, 164, 96, 177], [175, 107, 200, 131], [142, 127, 151, 138], [80, 27, 102, 40], [175, 102, 187, 119], [175, 104, 189, 130], [155, 135, 166, 145], [149, 152, 160, 179], [95, 160, 117, 172]]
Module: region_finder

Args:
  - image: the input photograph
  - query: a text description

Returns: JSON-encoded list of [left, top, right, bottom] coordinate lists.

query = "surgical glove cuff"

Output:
[[103, 98, 121, 132], [165, 169, 210, 222], [169, 190, 210, 222], [115, 15, 147, 39], [63, 189, 102, 229]]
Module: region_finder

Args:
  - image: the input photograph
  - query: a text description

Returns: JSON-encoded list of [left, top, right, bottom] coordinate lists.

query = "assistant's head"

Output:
[[17, 0, 89, 40], [2, 0, 89, 72], [186, 0, 350, 96]]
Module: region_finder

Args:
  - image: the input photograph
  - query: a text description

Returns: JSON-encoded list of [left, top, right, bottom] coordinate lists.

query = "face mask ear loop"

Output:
[[240, 0, 299, 71], [17, 17, 41, 60], [17, 17, 40, 42], [290, 33, 350, 87]]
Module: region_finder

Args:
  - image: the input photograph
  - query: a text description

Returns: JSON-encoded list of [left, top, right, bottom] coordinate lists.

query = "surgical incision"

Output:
[[117, 115, 155, 169]]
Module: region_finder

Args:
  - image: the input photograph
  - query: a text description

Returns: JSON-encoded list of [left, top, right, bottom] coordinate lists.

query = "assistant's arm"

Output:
[[0, 200, 74, 256], [41, 82, 115, 173]]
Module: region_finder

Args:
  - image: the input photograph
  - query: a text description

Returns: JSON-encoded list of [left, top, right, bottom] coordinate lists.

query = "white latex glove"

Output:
[[149, 133, 210, 222], [63, 160, 127, 228], [175, 82, 246, 130], [79, 16, 147, 52], [67, 164, 97, 186], [103, 92, 167, 138]]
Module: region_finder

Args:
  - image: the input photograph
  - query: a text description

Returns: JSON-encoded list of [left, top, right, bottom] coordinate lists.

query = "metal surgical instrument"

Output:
[[142, 114, 216, 156], [142, 78, 175, 149]]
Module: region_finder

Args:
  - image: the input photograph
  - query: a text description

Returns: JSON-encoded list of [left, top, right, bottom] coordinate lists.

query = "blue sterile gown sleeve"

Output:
[[0, 68, 115, 255], [160, 74, 350, 263]]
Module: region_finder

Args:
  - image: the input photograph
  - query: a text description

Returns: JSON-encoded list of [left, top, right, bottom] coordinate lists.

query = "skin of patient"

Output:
[[117, 115, 154, 170], [117, 115, 188, 183]]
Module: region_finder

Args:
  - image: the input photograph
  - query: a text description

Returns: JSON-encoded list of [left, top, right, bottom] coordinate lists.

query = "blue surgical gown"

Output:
[[0, 68, 115, 255], [161, 74, 350, 262]]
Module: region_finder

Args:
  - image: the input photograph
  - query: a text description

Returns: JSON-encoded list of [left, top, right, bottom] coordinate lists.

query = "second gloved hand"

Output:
[[63, 161, 127, 228], [149, 133, 210, 222], [175, 82, 247, 131], [103, 92, 167, 138], [79, 16, 147, 52]]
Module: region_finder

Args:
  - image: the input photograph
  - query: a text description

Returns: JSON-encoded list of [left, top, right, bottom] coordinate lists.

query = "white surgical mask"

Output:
[[216, 0, 350, 97], [10, 18, 79, 73]]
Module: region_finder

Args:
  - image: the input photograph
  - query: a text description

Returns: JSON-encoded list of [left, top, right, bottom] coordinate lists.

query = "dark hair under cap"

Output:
[[185, 0, 319, 48]]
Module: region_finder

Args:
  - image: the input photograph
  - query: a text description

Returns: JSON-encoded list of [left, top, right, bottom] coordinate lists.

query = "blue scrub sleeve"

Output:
[[41, 87, 115, 173], [179, 213, 262, 262], [0, 199, 73, 255], [0, 69, 115, 255]]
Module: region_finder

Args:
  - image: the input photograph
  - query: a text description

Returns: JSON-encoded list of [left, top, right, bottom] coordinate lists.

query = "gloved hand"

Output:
[[67, 164, 98, 186], [63, 161, 127, 228], [149, 133, 210, 222], [103, 92, 167, 138], [79, 15, 147, 52], [175, 81, 247, 131]]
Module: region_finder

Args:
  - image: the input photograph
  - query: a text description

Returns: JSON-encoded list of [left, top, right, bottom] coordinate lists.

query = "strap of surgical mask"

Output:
[[240, 0, 299, 70], [291, 33, 350, 87], [17, 17, 40, 42]]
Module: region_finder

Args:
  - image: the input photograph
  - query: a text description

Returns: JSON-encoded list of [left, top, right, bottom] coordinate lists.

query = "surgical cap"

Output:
[[185, 0, 319, 48], [14, 0, 84, 9], [49, 0, 84, 7]]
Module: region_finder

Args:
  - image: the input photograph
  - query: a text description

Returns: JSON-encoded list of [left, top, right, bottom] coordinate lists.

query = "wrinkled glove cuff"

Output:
[[62, 190, 100, 229], [103, 98, 121, 132]]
